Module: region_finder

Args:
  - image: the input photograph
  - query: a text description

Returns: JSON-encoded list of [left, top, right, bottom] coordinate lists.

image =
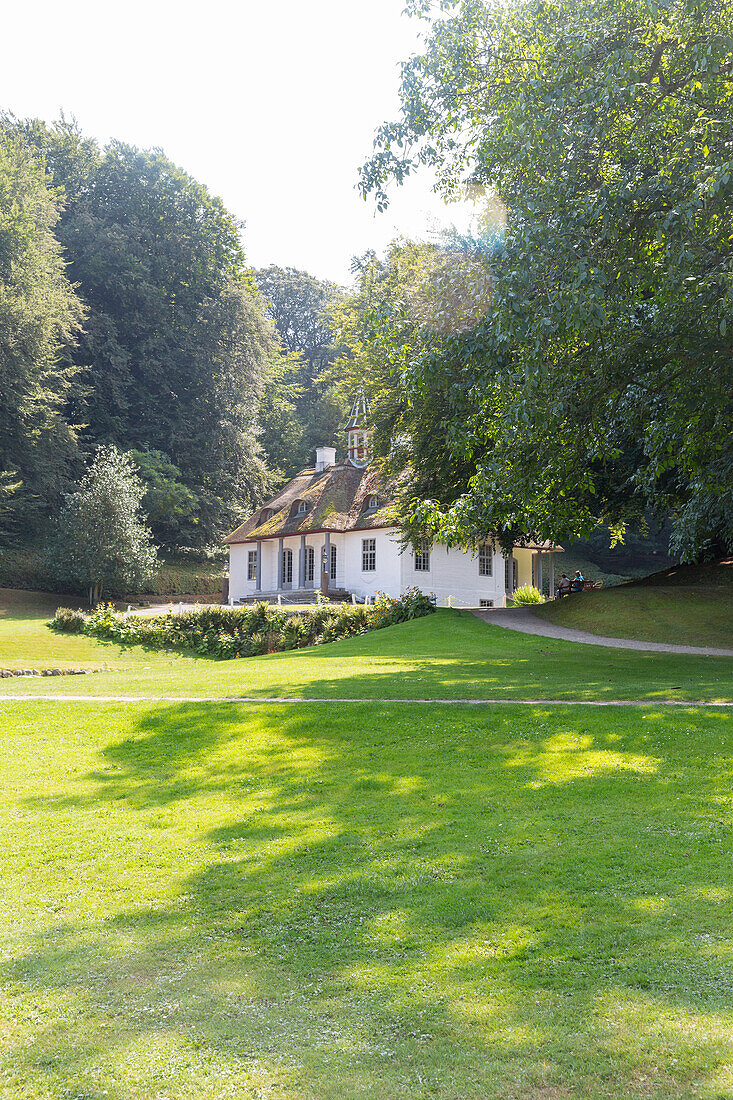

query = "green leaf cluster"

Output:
[[0, 130, 84, 532], [255, 266, 347, 477]]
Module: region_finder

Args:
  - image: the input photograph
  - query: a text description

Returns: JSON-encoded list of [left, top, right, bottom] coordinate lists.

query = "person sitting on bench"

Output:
[[571, 570, 585, 593], [557, 573, 571, 597]]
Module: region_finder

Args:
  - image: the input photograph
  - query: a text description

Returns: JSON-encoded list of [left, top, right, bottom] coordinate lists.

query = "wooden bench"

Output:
[[554, 579, 603, 597]]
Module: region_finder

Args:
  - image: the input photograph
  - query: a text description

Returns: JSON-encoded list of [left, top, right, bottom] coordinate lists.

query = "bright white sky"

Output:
[[3, 0, 474, 285]]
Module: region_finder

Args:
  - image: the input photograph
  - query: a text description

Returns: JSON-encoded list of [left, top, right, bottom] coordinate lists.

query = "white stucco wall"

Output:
[[400, 542, 506, 608], [342, 528, 403, 600], [230, 532, 524, 606]]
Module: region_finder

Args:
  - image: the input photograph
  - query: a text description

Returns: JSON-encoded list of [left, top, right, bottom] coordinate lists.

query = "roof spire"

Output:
[[346, 391, 370, 468]]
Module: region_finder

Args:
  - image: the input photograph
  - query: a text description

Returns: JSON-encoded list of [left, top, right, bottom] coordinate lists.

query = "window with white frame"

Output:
[[305, 546, 315, 583], [296, 501, 307, 515], [330, 544, 337, 581], [414, 540, 430, 572], [480, 598, 494, 608], [362, 538, 376, 572], [478, 543, 493, 576], [247, 549, 257, 581], [281, 549, 293, 585]]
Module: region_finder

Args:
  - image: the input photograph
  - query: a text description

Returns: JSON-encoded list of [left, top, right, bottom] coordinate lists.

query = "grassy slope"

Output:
[[0, 589, 731, 702], [534, 563, 733, 648], [2, 700, 733, 1099]]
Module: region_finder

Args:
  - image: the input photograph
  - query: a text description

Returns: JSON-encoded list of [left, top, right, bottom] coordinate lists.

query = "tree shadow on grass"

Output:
[[6, 702, 733, 1098], [212, 616, 733, 702]]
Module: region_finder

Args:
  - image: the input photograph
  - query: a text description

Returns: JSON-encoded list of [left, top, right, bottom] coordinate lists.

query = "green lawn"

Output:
[[534, 583, 733, 649], [2, 589, 733, 1097], [0, 588, 731, 703], [2, 699, 733, 1099]]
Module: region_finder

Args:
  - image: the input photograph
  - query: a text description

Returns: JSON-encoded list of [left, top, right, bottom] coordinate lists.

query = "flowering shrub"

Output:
[[49, 589, 436, 660]]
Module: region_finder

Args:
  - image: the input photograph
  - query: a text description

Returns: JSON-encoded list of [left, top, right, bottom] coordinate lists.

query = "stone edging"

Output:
[[0, 667, 102, 678]]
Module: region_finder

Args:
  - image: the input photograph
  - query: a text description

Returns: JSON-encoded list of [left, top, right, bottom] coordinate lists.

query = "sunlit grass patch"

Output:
[[0, 594, 732, 702], [1, 700, 732, 1097]]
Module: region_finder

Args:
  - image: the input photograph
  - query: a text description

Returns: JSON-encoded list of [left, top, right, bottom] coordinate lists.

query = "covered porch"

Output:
[[505, 543, 561, 602], [245, 532, 343, 598]]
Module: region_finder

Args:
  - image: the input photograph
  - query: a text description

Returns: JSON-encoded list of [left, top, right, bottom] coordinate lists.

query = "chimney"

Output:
[[315, 446, 336, 473]]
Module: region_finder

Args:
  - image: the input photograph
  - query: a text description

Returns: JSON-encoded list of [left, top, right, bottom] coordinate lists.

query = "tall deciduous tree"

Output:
[[47, 446, 158, 603], [0, 130, 84, 535], [361, 0, 733, 561], [6, 118, 274, 544], [330, 240, 502, 542], [255, 266, 346, 475]]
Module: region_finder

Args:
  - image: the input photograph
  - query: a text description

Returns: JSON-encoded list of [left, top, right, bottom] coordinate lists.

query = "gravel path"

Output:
[[473, 607, 733, 657], [0, 695, 730, 706]]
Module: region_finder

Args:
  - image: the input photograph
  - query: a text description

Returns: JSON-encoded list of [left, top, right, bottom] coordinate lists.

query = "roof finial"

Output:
[[346, 391, 370, 467]]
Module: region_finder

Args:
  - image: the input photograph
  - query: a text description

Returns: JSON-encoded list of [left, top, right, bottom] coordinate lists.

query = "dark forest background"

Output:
[[0, 115, 675, 590]]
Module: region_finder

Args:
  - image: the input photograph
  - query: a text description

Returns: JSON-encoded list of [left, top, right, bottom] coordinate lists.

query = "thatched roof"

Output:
[[225, 463, 397, 544]]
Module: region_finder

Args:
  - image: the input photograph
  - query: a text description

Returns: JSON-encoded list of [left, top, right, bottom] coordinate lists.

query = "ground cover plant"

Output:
[[50, 589, 436, 659], [1, 698, 732, 1099], [0, 590, 731, 703]]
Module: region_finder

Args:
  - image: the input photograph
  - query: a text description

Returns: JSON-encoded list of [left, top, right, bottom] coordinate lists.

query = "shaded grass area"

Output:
[[534, 585, 733, 649], [0, 590, 731, 702], [1, 700, 733, 1098]]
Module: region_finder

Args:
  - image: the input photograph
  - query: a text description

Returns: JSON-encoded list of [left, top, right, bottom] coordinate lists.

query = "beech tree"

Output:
[[0, 131, 84, 535], [360, 0, 733, 560], [6, 118, 274, 544]]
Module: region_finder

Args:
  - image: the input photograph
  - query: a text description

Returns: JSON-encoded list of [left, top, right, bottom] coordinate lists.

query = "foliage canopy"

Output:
[[0, 130, 84, 533], [359, 0, 733, 560], [2, 117, 275, 546]]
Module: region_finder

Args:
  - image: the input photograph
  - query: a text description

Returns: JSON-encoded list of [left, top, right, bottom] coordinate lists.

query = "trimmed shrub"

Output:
[[49, 589, 436, 660]]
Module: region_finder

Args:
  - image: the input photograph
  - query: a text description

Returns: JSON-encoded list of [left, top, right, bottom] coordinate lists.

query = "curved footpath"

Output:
[[474, 607, 733, 657]]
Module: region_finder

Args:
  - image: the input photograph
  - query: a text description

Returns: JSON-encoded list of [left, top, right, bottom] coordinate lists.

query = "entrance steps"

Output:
[[237, 588, 353, 606]]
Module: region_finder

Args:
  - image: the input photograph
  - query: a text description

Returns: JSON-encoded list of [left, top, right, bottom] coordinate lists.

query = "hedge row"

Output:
[[50, 588, 436, 659]]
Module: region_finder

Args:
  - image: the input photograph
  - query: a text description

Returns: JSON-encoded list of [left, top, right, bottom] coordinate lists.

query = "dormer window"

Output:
[[296, 501, 308, 516], [363, 495, 379, 513], [259, 508, 275, 524]]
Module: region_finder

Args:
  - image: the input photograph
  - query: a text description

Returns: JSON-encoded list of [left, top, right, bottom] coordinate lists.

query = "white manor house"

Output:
[[226, 398, 559, 608]]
